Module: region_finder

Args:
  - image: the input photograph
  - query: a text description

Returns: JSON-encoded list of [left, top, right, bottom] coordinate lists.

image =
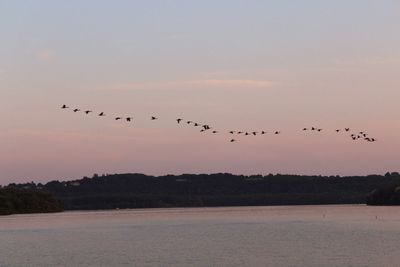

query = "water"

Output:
[[1, 205, 400, 267]]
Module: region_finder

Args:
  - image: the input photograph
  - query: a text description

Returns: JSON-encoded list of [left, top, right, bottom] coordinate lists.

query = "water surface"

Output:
[[1, 205, 399, 267]]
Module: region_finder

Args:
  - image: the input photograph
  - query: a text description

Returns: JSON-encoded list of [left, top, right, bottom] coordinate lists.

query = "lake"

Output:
[[1, 205, 400, 267]]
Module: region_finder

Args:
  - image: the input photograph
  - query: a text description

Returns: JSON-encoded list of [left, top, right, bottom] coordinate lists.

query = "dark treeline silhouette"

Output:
[[366, 172, 400, 205], [6, 172, 400, 210], [0, 187, 63, 215]]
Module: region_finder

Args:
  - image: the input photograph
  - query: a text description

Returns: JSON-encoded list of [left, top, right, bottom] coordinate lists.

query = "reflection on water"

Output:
[[1, 205, 400, 267]]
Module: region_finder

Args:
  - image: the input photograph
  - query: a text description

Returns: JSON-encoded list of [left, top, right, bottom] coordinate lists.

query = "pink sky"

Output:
[[1, 1, 399, 184]]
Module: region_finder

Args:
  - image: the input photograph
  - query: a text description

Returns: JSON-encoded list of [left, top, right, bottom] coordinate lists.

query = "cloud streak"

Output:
[[93, 79, 275, 91]]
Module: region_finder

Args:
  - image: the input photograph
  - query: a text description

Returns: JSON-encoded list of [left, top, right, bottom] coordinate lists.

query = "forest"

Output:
[[6, 172, 400, 210], [0, 187, 63, 215]]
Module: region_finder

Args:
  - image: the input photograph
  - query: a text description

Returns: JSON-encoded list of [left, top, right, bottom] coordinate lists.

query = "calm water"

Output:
[[1, 205, 400, 267]]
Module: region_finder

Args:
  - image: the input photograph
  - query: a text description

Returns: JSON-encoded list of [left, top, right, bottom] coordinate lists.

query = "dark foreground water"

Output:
[[1, 205, 400, 267]]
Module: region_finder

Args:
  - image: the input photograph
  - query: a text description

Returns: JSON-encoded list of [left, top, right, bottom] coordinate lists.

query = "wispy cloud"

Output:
[[93, 79, 275, 91]]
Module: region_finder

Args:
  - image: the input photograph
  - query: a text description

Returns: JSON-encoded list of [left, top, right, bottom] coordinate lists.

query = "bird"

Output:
[[274, 131, 281, 135], [230, 139, 236, 142], [317, 129, 322, 132], [187, 121, 192, 124], [252, 132, 257, 136], [84, 110, 92, 114], [177, 118, 182, 124], [229, 131, 235, 134], [194, 123, 200, 127], [61, 104, 69, 109], [126, 117, 133, 122], [335, 129, 340, 132], [261, 131, 266, 134], [303, 128, 308, 131], [212, 131, 218, 134], [200, 129, 205, 132], [98, 112, 105, 116], [73, 109, 80, 112], [115, 117, 122, 121], [203, 125, 210, 130], [311, 127, 316, 131], [345, 128, 350, 132], [245, 132, 249, 136], [237, 131, 243, 134], [151, 116, 158, 120]]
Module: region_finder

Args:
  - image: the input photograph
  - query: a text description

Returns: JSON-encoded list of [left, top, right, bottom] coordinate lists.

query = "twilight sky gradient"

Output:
[[1, 1, 400, 184]]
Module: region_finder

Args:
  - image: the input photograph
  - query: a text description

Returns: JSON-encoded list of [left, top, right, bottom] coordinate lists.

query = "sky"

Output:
[[1, 0, 400, 184]]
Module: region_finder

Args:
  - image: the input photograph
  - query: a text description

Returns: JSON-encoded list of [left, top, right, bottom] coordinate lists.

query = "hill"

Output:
[[7, 172, 400, 210]]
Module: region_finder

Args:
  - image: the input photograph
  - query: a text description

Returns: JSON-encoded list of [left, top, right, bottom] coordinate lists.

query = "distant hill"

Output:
[[0, 188, 63, 215], [7, 172, 400, 210]]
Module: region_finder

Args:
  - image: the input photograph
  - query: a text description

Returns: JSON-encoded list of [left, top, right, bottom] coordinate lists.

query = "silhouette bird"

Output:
[[151, 116, 158, 120], [194, 123, 200, 127], [98, 112, 105, 116], [345, 128, 350, 132], [126, 117, 133, 122], [311, 127, 316, 131], [84, 110, 92, 114], [229, 131, 235, 134], [187, 121, 192, 124], [200, 129, 205, 132], [230, 139, 236, 142], [245, 132, 249, 136], [177, 118, 182, 124], [274, 131, 281, 135], [237, 131, 243, 134], [252, 132, 257, 136], [261, 131, 266, 134], [335, 129, 340, 132], [73, 109, 80, 112], [303, 128, 308, 131], [317, 129, 322, 132], [212, 130, 218, 134], [61, 105, 69, 109], [115, 117, 122, 121]]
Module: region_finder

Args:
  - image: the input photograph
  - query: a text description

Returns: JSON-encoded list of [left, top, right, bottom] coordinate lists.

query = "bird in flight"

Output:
[[230, 139, 236, 142], [187, 121, 192, 124], [252, 132, 257, 136], [126, 117, 133, 122], [61, 104, 69, 109], [212, 130, 218, 134], [177, 118, 182, 124], [261, 131, 266, 135], [115, 117, 122, 121], [335, 129, 340, 132], [345, 128, 350, 132], [274, 131, 281, 135], [303, 128, 308, 131], [194, 123, 200, 127], [229, 131, 235, 134], [85, 110, 92, 114], [98, 112, 105, 116], [73, 109, 80, 112], [151, 116, 158, 120]]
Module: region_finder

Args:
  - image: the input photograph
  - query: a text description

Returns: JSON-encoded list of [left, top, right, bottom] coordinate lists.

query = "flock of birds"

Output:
[[61, 104, 377, 143]]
